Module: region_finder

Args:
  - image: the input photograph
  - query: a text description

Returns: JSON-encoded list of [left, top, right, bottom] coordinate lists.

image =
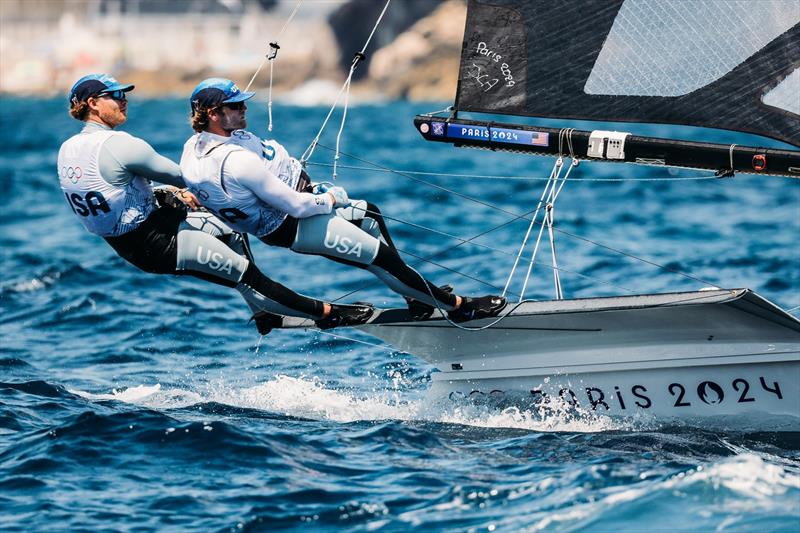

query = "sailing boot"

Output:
[[315, 303, 375, 330], [250, 311, 284, 336], [404, 284, 454, 320], [448, 295, 507, 323]]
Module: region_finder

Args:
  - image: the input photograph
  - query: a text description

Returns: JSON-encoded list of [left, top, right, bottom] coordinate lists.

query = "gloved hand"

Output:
[[312, 182, 349, 207], [326, 186, 349, 207]]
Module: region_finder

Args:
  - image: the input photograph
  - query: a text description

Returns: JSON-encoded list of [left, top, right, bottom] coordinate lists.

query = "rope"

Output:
[[313, 145, 721, 290], [301, 0, 392, 170], [519, 155, 577, 301], [715, 143, 737, 178], [243, 0, 304, 131], [552, 226, 717, 287], [502, 158, 560, 297], [332, 204, 635, 303], [306, 159, 722, 182], [314, 328, 411, 354], [330, 205, 636, 306]]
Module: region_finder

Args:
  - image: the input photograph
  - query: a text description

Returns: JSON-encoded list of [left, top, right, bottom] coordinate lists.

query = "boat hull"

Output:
[[357, 289, 800, 430], [430, 360, 799, 431], [280, 289, 800, 430]]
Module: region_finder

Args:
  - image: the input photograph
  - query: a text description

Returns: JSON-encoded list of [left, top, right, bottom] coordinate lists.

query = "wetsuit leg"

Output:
[[176, 218, 249, 285], [283, 212, 457, 309], [176, 217, 323, 319], [107, 206, 323, 319], [335, 200, 397, 248]]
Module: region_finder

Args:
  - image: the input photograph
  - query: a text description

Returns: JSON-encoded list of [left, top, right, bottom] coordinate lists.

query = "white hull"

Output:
[[284, 289, 800, 430]]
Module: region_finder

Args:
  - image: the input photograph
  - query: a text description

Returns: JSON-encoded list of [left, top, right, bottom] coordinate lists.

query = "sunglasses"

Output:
[[97, 90, 127, 102], [217, 101, 246, 111]]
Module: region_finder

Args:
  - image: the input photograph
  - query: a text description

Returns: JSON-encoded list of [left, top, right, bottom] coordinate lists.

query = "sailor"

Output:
[[180, 78, 507, 322], [58, 73, 372, 333]]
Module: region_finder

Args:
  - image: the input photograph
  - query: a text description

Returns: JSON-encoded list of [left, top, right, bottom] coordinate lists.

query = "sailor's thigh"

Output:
[[292, 212, 380, 265], [176, 226, 248, 283], [182, 211, 235, 237], [335, 199, 367, 222]]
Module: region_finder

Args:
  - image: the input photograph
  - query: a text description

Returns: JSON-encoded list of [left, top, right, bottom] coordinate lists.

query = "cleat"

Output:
[[250, 311, 284, 336], [448, 295, 507, 323], [404, 284, 454, 321], [315, 303, 374, 330]]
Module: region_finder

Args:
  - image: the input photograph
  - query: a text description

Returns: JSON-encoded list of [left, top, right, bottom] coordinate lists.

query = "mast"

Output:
[[413, 115, 800, 178]]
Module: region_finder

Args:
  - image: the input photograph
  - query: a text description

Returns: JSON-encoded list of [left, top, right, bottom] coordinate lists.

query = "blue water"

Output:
[[1, 98, 799, 531]]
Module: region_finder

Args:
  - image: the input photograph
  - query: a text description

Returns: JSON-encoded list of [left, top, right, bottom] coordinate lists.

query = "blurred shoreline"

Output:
[[0, 0, 465, 103]]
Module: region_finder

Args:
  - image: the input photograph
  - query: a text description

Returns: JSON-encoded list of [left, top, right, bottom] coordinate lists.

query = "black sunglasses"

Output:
[[97, 90, 127, 101], [218, 101, 245, 111]]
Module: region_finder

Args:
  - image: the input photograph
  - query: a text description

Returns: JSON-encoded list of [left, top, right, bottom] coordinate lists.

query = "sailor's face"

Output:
[[89, 93, 128, 128], [216, 102, 247, 132]]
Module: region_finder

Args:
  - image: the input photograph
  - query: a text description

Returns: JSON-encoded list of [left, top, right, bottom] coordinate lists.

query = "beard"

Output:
[[220, 113, 246, 132], [101, 106, 127, 128]]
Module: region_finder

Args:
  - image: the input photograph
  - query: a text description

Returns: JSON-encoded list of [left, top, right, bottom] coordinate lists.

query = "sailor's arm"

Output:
[[100, 134, 187, 188], [225, 151, 336, 218]]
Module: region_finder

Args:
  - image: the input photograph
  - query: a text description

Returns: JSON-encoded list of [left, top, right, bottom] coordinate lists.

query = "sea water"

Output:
[[1, 98, 799, 531]]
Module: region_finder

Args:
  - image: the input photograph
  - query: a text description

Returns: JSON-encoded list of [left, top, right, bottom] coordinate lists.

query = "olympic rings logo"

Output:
[[61, 166, 83, 184], [233, 131, 251, 140]]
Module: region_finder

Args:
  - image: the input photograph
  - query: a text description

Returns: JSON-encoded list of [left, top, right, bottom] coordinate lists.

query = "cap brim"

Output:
[[101, 83, 135, 93], [223, 91, 255, 104]]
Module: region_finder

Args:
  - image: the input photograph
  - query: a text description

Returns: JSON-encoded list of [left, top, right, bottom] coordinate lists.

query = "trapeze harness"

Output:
[[179, 130, 458, 310], [57, 122, 324, 319]]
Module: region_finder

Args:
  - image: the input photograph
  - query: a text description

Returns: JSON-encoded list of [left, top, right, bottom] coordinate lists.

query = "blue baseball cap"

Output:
[[69, 74, 134, 104], [190, 78, 254, 112]]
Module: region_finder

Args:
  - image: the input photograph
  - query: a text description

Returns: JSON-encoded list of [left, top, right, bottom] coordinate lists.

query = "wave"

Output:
[[523, 453, 800, 531]]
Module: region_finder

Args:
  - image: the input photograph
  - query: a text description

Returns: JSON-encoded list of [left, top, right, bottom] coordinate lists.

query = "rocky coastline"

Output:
[[0, 0, 466, 102]]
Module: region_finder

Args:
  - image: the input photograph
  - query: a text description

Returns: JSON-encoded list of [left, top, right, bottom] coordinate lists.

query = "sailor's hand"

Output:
[[326, 186, 349, 207], [174, 188, 201, 211]]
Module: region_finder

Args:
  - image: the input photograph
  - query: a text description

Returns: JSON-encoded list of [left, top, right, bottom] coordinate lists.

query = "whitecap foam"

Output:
[[71, 383, 203, 409], [72, 374, 631, 433]]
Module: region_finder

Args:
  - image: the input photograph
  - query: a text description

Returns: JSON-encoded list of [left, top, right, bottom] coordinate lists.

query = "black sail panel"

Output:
[[455, 0, 800, 147]]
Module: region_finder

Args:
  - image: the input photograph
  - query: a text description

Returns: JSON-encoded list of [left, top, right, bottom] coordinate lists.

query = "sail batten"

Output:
[[455, 0, 800, 147]]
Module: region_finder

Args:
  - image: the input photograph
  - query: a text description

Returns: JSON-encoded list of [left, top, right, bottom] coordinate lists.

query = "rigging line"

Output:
[[331, 247, 512, 303], [333, 206, 542, 303], [519, 157, 573, 300], [313, 328, 410, 354], [374, 200, 705, 294], [333, 237, 635, 303], [311, 148, 525, 218], [333, 0, 392, 177], [243, 0, 304, 93], [331, 206, 636, 303], [311, 146, 722, 286], [300, 0, 391, 166], [551, 226, 718, 287], [503, 159, 560, 296], [307, 161, 722, 182]]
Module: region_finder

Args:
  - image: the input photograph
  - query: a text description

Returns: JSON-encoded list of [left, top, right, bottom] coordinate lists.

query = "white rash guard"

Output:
[[180, 131, 333, 237]]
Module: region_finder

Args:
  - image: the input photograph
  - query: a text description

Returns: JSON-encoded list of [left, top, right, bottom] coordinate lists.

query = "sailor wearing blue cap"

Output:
[[180, 78, 507, 323], [58, 74, 361, 334]]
